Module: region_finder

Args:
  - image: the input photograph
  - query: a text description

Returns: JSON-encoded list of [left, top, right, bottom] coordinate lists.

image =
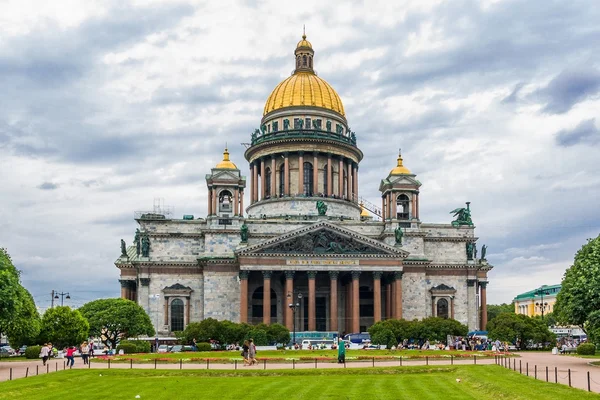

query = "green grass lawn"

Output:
[[0, 365, 594, 400], [89, 349, 504, 363]]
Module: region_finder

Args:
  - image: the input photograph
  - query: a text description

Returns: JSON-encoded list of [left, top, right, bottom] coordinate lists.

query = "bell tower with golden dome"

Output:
[[245, 34, 363, 219], [379, 150, 421, 226], [206, 147, 246, 221]]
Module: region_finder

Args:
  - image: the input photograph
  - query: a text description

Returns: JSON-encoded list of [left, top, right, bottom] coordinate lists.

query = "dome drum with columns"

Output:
[[246, 34, 362, 219], [115, 34, 493, 338]]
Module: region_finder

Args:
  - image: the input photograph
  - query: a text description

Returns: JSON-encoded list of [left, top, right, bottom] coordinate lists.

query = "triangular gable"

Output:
[[237, 221, 409, 258], [207, 170, 241, 181]]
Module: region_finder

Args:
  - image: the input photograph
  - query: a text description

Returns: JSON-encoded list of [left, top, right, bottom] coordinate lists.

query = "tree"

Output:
[[554, 234, 600, 343], [266, 323, 290, 345], [486, 312, 555, 349], [487, 303, 514, 324], [39, 306, 89, 348], [0, 248, 41, 346], [79, 298, 154, 349]]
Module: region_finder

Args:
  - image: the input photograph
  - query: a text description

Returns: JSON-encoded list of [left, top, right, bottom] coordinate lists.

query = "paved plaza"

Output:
[[1, 352, 599, 393]]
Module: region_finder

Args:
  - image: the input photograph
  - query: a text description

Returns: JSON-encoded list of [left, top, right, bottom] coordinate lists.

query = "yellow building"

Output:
[[513, 284, 560, 317]]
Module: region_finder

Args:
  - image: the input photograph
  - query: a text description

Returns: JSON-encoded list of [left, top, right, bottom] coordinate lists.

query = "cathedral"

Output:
[[115, 34, 492, 336]]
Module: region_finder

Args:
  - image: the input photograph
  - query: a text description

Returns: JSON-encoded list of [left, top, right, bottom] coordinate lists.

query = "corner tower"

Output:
[[245, 34, 363, 219], [379, 151, 421, 228], [206, 148, 246, 223]]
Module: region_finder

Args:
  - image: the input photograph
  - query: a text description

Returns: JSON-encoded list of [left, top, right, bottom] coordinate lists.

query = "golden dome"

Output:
[[215, 148, 237, 169], [360, 203, 370, 217], [390, 154, 411, 175], [264, 72, 345, 116], [296, 34, 312, 49]]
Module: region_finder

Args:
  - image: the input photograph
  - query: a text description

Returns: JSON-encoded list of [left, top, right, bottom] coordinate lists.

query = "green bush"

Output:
[[196, 342, 212, 351], [577, 343, 596, 355], [371, 328, 396, 349], [116, 342, 137, 354], [245, 328, 269, 346], [25, 345, 42, 359]]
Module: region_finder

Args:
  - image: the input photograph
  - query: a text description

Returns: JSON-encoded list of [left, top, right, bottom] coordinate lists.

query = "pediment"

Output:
[[237, 221, 409, 258], [430, 284, 456, 294], [208, 170, 241, 181]]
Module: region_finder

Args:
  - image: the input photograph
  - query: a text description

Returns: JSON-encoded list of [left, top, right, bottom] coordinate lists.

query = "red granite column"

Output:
[[352, 271, 360, 333], [164, 297, 169, 326], [260, 158, 266, 200], [263, 271, 272, 324], [298, 152, 304, 195], [394, 272, 403, 319], [271, 156, 276, 197], [252, 162, 258, 203], [381, 196, 386, 220], [373, 272, 382, 323], [233, 189, 239, 216], [385, 282, 392, 319], [284, 153, 290, 195], [285, 271, 294, 330], [346, 159, 352, 200], [207, 186, 213, 215], [239, 190, 244, 217], [480, 282, 488, 330], [338, 157, 344, 196], [329, 272, 339, 332], [308, 271, 316, 330], [212, 188, 217, 216], [239, 271, 249, 323], [353, 164, 358, 199], [327, 153, 332, 196]]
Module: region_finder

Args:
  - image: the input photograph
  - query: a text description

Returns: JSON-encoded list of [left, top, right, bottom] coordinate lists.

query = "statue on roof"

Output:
[[466, 242, 474, 260], [326, 120, 331, 132], [394, 226, 403, 246], [283, 119, 290, 130], [240, 224, 249, 243], [120, 239, 127, 257], [481, 244, 487, 261], [134, 228, 141, 256], [141, 233, 150, 257], [450, 202, 474, 227], [251, 129, 259, 142], [316, 200, 328, 216]]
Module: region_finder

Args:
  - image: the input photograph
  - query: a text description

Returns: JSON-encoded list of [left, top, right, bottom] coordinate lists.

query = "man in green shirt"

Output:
[[337, 337, 346, 363]]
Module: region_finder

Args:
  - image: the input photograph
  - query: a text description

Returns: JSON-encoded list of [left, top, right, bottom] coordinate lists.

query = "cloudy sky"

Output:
[[1, 0, 599, 311]]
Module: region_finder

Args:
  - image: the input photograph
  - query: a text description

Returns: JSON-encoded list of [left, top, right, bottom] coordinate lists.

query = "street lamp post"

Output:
[[287, 292, 303, 347], [535, 286, 550, 320], [52, 290, 70, 307]]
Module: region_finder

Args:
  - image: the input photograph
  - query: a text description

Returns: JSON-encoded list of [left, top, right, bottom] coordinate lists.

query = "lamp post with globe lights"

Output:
[[287, 292, 303, 347]]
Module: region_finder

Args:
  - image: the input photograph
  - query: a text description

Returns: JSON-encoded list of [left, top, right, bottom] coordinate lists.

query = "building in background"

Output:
[[513, 284, 560, 317], [115, 34, 493, 336]]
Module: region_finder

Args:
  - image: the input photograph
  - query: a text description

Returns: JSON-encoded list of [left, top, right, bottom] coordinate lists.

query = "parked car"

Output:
[[17, 346, 27, 356], [170, 345, 183, 353], [157, 345, 170, 353], [0, 346, 16, 357]]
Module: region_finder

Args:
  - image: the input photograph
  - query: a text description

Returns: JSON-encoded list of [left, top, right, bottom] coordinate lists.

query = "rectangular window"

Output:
[[305, 118, 311, 129], [315, 119, 322, 129], [272, 121, 278, 132]]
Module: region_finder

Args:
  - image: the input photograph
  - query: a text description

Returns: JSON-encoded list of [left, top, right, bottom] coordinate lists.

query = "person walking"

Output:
[[248, 339, 257, 366], [40, 343, 50, 366], [242, 340, 250, 366], [80, 342, 90, 365], [65, 346, 76, 368], [337, 337, 346, 364]]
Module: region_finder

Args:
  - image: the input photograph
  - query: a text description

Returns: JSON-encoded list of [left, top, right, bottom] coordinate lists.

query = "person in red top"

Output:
[[66, 346, 77, 367]]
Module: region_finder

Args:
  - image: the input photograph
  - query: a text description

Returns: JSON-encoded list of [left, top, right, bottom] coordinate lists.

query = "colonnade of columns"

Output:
[[119, 279, 137, 302], [239, 270, 403, 333], [381, 191, 419, 220], [249, 152, 359, 204]]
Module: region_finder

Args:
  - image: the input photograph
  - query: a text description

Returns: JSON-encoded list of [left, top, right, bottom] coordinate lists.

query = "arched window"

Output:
[[170, 299, 184, 331], [303, 162, 313, 196], [219, 190, 232, 213], [279, 163, 285, 196], [302, 55, 307, 66], [397, 194, 410, 219], [323, 163, 328, 194], [437, 298, 449, 319], [265, 167, 271, 198]]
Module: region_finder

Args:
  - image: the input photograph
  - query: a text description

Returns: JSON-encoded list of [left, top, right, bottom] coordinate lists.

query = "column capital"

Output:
[[467, 279, 478, 287], [262, 270, 272, 279], [351, 270, 361, 280], [307, 271, 317, 279], [119, 279, 134, 288], [312, 151, 319, 156], [285, 270, 295, 279], [139, 278, 150, 287], [270, 154, 277, 159], [239, 271, 249, 280], [328, 271, 339, 280], [298, 150, 304, 155], [372, 271, 383, 280], [394, 271, 404, 280], [479, 281, 488, 289]]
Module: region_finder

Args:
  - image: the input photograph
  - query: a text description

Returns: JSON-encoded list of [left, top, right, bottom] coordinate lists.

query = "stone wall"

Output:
[[246, 197, 361, 219], [203, 270, 240, 321]]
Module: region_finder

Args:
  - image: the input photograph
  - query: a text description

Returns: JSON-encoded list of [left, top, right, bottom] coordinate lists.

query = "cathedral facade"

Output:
[[116, 35, 492, 336]]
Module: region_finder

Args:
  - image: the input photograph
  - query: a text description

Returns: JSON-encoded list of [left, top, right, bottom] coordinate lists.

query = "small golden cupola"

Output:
[[215, 147, 238, 169], [360, 203, 370, 217], [389, 151, 411, 175]]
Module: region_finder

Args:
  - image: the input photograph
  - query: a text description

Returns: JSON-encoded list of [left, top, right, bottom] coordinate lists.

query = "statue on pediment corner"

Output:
[[120, 239, 127, 257], [316, 200, 328, 216], [240, 224, 249, 243], [450, 202, 474, 227], [394, 226, 403, 246]]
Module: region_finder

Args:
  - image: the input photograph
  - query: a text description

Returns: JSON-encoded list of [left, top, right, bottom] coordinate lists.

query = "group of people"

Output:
[[241, 339, 257, 366], [39, 341, 94, 367]]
